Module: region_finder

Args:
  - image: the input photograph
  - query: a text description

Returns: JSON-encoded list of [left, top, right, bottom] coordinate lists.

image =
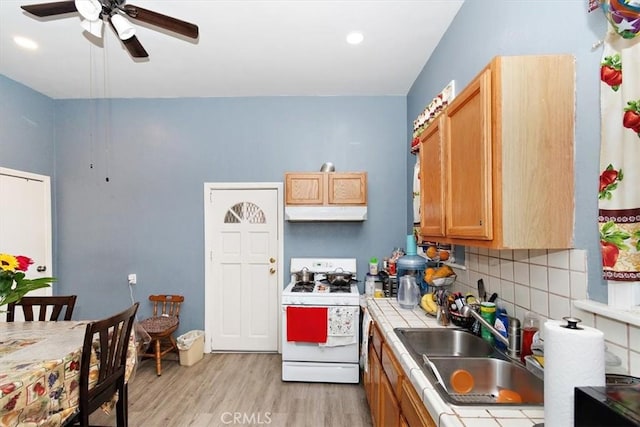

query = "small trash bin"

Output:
[[177, 330, 205, 367]]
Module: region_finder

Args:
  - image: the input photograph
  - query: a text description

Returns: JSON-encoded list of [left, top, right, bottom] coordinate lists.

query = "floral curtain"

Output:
[[598, 1, 640, 281]]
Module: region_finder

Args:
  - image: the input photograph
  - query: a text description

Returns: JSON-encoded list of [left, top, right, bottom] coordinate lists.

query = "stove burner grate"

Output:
[[330, 284, 352, 293], [291, 282, 315, 292]]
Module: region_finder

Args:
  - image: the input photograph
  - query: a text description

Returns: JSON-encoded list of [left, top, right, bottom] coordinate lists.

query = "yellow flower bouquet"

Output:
[[0, 253, 57, 307]]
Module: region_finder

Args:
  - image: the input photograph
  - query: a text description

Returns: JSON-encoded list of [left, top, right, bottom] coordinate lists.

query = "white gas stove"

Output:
[[281, 257, 361, 384], [282, 260, 359, 305]]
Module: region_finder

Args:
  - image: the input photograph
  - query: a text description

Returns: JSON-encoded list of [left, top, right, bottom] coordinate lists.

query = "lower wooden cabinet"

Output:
[[368, 344, 381, 426], [380, 370, 401, 426], [364, 322, 436, 427], [400, 380, 437, 427]]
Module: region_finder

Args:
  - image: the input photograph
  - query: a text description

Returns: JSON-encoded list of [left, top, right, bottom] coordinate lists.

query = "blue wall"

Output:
[[51, 96, 407, 331], [0, 75, 54, 175], [407, 0, 608, 302]]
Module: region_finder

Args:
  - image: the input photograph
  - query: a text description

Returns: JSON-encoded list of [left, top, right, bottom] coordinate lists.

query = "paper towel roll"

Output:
[[543, 319, 605, 427]]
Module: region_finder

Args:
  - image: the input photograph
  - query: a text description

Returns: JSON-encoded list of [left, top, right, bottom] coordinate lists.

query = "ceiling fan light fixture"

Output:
[[81, 18, 103, 38], [74, 0, 102, 21], [110, 13, 135, 40]]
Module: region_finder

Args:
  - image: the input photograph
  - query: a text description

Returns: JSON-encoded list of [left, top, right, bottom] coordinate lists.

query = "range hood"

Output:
[[285, 206, 367, 222]]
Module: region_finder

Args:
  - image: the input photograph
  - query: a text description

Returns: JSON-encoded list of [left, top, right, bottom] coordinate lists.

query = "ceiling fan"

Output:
[[20, 0, 199, 58]]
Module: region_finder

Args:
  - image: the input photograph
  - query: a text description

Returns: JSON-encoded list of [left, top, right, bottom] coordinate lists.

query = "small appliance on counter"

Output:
[[378, 270, 397, 298], [575, 378, 640, 426], [396, 234, 428, 293]]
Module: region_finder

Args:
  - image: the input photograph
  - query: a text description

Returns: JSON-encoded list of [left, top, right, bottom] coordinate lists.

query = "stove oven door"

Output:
[[281, 304, 360, 363]]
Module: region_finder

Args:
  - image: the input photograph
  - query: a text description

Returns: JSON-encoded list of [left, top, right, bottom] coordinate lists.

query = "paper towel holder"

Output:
[[562, 316, 583, 330]]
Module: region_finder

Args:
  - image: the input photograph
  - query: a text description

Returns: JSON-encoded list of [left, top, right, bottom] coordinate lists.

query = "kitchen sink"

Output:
[[427, 357, 544, 405], [394, 327, 543, 406], [394, 327, 494, 357]]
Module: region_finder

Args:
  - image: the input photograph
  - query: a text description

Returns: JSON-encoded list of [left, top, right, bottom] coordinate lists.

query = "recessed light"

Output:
[[346, 31, 364, 45], [14, 36, 38, 50]]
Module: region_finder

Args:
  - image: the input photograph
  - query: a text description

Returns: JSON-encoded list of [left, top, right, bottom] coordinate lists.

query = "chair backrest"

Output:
[[6, 295, 77, 322], [149, 294, 183, 317], [77, 302, 139, 422]]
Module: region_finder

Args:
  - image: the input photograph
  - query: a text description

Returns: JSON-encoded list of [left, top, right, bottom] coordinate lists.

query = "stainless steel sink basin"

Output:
[[394, 327, 543, 406], [394, 327, 494, 357], [427, 357, 544, 405]]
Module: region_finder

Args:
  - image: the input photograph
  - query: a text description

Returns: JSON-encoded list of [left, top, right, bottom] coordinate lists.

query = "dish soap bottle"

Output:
[[521, 311, 539, 363], [494, 304, 509, 351]]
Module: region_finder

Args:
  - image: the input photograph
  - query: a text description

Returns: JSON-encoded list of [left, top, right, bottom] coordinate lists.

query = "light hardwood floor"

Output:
[[90, 353, 373, 427]]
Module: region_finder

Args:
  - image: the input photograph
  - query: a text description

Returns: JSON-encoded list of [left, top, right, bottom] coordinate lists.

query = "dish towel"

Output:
[[286, 306, 327, 343], [320, 306, 358, 347], [360, 309, 372, 371]]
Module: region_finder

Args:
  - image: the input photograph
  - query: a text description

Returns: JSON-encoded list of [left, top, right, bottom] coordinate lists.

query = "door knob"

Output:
[[37, 265, 47, 272], [270, 268, 276, 274], [269, 257, 276, 263]]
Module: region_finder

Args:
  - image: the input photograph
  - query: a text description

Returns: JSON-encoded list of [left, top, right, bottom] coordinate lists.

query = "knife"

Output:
[[477, 279, 487, 302]]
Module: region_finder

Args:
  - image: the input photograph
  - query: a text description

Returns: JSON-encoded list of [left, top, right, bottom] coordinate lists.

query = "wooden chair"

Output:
[[67, 302, 139, 427], [6, 295, 77, 321], [139, 294, 184, 376]]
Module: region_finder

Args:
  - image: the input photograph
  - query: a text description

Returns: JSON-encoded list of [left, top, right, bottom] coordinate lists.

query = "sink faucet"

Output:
[[460, 305, 521, 360]]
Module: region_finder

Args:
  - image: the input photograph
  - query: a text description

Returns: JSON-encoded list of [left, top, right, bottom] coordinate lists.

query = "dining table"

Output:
[[0, 320, 137, 427]]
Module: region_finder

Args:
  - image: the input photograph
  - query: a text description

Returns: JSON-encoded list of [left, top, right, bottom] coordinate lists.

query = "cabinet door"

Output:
[[370, 349, 381, 427], [327, 173, 367, 205], [364, 342, 373, 405], [419, 115, 446, 237], [400, 380, 437, 427], [285, 173, 325, 205], [380, 370, 401, 427], [444, 68, 493, 240]]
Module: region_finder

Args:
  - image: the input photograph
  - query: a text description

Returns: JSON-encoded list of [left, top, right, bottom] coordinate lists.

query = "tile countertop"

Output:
[[366, 297, 545, 427]]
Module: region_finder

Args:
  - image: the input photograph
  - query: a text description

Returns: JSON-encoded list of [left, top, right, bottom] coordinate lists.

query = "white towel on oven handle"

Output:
[[360, 308, 372, 371], [319, 306, 357, 347]]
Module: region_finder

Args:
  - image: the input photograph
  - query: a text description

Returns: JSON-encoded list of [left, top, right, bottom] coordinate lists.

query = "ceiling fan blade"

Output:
[[108, 17, 148, 58], [123, 4, 198, 39], [121, 35, 148, 58], [21, 1, 77, 17]]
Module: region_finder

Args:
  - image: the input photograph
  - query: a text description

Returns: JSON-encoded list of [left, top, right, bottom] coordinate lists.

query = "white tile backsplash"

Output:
[[500, 259, 514, 281], [548, 294, 571, 320], [570, 270, 588, 299], [529, 265, 548, 291], [530, 288, 549, 318], [528, 249, 548, 265], [548, 249, 569, 269], [489, 256, 501, 278], [630, 325, 640, 349], [630, 351, 640, 377], [570, 250, 587, 272], [513, 249, 529, 262], [513, 262, 530, 286], [548, 267, 570, 297], [514, 283, 531, 309], [596, 316, 628, 347], [499, 279, 515, 303], [460, 247, 640, 377]]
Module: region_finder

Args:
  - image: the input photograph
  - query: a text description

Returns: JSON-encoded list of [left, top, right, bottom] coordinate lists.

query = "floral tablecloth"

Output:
[[0, 321, 136, 427]]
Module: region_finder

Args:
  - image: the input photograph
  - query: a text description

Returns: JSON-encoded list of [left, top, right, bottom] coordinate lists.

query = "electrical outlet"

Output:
[[128, 273, 137, 285]]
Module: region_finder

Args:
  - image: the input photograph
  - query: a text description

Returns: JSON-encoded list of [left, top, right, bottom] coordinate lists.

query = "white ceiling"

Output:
[[0, 0, 464, 99]]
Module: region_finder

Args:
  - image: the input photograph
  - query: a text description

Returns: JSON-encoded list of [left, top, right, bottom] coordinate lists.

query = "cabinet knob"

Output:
[[270, 257, 276, 263], [37, 265, 47, 272], [270, 268, 276, 274]]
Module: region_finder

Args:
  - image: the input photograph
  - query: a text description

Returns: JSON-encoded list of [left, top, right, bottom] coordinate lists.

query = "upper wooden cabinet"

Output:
[[285, 172, 367, 205], [419, 55, 575, 249], [419, 115, 446, 238]]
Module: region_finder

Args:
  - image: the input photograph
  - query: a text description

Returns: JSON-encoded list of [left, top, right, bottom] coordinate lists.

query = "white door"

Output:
[[0, 168, 53, 320], [204, 183, 283, 352]]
